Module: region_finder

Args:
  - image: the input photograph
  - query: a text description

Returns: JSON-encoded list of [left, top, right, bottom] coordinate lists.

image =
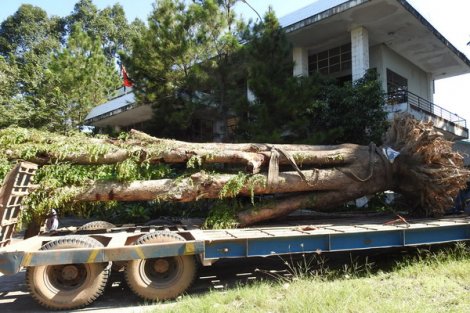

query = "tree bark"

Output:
[[2, 114, 469, 227], [4, 130, 364, 173], [73, 147, 390, 203]]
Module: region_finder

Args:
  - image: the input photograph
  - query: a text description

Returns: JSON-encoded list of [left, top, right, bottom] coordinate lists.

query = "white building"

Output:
[[85, 0, 470, 140]]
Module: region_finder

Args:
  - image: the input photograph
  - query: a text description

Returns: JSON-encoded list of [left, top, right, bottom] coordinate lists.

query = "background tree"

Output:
[[234, 11, 387, 145], [195, 0, 248, 141], [0, 56, 22, 127], [319, 70, 388, 145], [235, 10, 297, 143], [0, 1, 138, 131], [66, 0, 144, 63], [0, 4, 63, 58], [0, 4, 64, 129], [123, 0, 207, 139], [39, 24, 120, 132], [123, 0, 248, 141]]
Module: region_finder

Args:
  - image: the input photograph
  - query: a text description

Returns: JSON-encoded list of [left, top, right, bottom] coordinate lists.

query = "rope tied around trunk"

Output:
[[267, 146, 318, 191], [338, 142, 377, 182], [337, 142, 394, 186]]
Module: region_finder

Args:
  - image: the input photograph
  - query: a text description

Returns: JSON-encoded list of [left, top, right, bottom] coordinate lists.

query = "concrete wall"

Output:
[[370, 44, 432, 102]]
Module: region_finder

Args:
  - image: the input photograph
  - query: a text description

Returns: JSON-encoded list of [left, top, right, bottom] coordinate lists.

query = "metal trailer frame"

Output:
[[1, 215, 470, 275]]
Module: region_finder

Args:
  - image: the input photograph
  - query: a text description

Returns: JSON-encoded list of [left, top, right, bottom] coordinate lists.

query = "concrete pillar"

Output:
[[293, 46, 309, 77], [351, 26, 369, 81], [427, 73, 434, 102]]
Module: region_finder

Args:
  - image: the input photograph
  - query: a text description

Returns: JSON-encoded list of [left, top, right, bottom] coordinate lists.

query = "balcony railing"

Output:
[[386, 90, 467, 129]]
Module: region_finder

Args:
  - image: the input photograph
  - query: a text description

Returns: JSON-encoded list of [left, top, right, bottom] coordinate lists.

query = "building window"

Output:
[[192, 118, 214, 142], [386, 69, 408, 104], [386, 69, 408, 93], [308, 44, 352, 76]]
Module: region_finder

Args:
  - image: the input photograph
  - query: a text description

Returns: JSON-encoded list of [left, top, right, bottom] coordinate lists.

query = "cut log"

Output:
[[1, 128, 364, 173], [73, 158, 390, 203], [1, 114, 468, 228]]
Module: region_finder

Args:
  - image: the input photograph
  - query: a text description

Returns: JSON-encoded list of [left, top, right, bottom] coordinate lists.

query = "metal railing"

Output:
[[386, 90, 467, 129]]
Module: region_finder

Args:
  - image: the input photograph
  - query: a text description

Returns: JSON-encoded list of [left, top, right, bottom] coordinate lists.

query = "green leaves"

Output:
[[122, 0, 248, 141], [0, 1, 138, 132], [235, 12, 387, 145], [43, 24, 120, 131]]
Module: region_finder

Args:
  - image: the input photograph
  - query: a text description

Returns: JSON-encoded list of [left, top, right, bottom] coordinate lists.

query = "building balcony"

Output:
[[385, 90, 468, 140], [84, 88, 152, 129]]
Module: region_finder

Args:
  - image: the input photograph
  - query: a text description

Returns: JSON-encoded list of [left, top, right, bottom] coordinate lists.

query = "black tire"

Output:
[[26, 236, 110, 310], [125, 231, 197, 301], [78, 221, 115, 231]]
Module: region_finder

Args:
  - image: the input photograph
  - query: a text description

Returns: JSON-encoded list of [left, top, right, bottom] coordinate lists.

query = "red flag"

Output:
[[122, 66, 133, 87]]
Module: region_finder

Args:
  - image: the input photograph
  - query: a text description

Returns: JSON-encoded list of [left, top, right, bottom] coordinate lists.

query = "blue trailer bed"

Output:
[[1, 215, 469, 275]]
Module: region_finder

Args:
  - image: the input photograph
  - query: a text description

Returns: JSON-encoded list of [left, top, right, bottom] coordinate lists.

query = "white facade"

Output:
[[286, 0, 470, 139], [370, 44, 432, 101]]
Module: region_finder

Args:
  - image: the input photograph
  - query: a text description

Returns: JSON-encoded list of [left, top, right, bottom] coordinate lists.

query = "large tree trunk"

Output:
[[69, 143, 392, 225], [73, 162, 391, 203], [3, 129, 364, 173], [2, 114, 468, 227]]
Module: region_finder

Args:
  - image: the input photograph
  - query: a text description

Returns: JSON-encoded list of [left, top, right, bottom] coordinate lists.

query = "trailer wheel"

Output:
[[26, 236, 110, 310], [125, 231, 197, 301], [78, 221, 116, 231]]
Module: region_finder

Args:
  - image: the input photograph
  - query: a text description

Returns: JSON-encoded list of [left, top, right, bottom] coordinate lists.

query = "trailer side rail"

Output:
[[1, 216, 469, 275], [201, 218, 470, 260], [0, 239, 204, 275]]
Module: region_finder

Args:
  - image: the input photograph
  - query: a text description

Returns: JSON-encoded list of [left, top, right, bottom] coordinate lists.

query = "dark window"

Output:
[[191, 118, 214, 142], [387, 69, 408, 105], [336, 75, 352, 86], [387, 69, 408, 93], [308, 44, 352, 75]]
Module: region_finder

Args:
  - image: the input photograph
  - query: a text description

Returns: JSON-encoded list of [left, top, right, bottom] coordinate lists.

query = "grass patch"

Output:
[[149, 244, 470, 313]]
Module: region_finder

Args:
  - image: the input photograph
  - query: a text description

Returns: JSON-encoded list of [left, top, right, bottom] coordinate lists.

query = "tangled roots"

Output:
[[384, 114, 470, 216]]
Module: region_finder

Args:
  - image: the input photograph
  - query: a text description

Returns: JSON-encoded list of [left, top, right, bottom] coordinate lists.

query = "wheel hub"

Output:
[[61, 265, 79, 280], [153, 259, 170, 273]]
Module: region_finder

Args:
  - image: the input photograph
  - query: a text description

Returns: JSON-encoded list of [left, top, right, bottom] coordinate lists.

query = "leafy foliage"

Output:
[[122, 0, 205, 139], [235, 12, 387, 145], [0, 1, 140, 132], [203, 200, 241, 229], [66, 0, 144, 62], [0, 4, 63, 58], [122, 0, 248, 141], [0, 127, 172, 226], [42, 24, 120, 131]]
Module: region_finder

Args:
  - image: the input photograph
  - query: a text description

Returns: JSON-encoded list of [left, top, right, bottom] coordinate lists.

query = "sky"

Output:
[[1, 0, 469, 128]]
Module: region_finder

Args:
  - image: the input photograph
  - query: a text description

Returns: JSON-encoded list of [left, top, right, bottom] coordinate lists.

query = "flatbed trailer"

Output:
[[1, 163, 470, 310]]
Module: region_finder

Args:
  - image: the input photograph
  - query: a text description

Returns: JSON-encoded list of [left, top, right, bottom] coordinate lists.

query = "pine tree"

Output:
[[235, 11, 387, 145], [123, 0, 209, 139], [122, 0, 248, 141], [41, 24, 120, 132]]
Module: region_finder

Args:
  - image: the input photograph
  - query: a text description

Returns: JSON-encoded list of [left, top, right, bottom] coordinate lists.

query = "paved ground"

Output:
[[0, 257, 290, 313], [0, 217, 293, 312], [0, 215, 426, 312]]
